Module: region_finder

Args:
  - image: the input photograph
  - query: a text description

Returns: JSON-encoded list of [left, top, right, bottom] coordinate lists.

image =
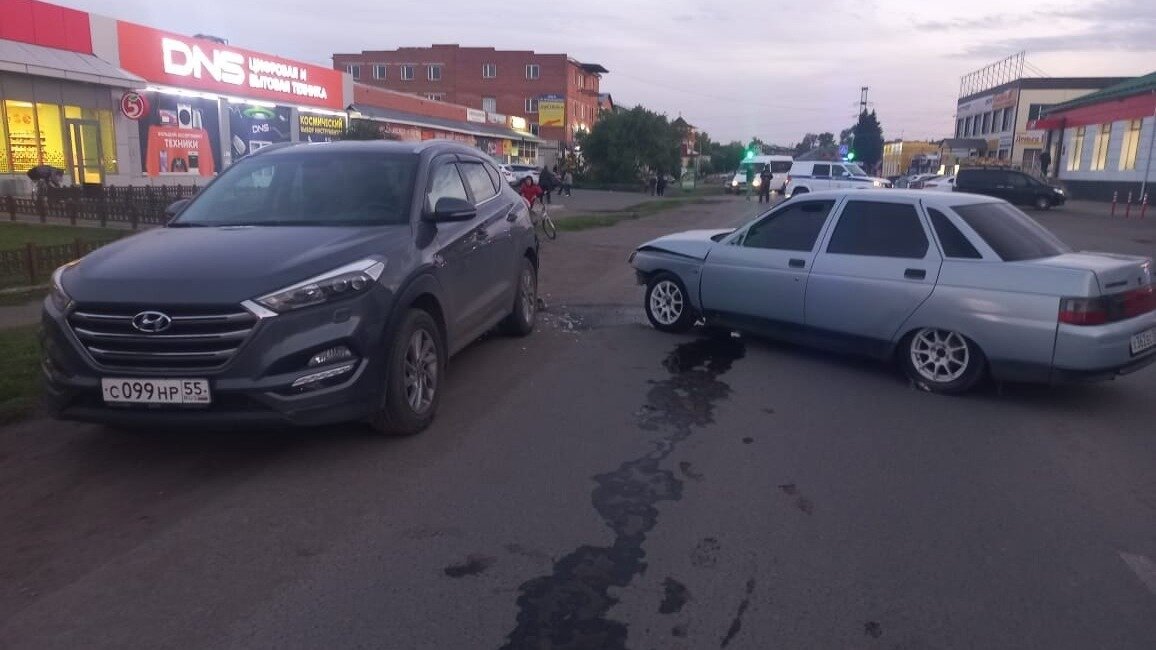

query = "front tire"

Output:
[[901, 327, 985, 394], [1034, 195, 1052, 210], [644, 273, 695, 333], [370, 309, 444, 436], [503, 258, 537, 336]]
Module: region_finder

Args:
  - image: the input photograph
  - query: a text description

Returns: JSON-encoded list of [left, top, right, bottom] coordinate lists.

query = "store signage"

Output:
[[993, 89, 1019, 110], [466, 108, 486, 123], [1016, 132, 1044, 147], [120, 91, 149, 120], [116, 21, 344, 110], [299, 113, 347, 142], [538, 94, 565, 128]]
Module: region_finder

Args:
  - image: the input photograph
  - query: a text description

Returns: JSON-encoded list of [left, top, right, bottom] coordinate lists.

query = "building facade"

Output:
[[1032, 72, 1156, 201], [332, 45, 607, 147], [954, 77, 1131, 171]]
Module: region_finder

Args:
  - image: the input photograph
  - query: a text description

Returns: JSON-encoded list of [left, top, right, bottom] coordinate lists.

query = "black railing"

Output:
[[3, 184, 201, 229]]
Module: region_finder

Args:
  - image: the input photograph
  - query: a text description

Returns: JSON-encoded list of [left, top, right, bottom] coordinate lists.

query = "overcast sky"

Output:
[[58, 0, 1156, 145]]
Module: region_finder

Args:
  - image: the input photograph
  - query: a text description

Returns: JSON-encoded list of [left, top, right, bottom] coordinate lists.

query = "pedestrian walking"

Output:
[[758, 164, 773, 203], [561, 169, 574, 197], [1039, 150, 1052, 177], [656, 171, 667, 197], [539, 166, 557, 205], [648, 171, 658, 196], [745, 164, 756, 201]]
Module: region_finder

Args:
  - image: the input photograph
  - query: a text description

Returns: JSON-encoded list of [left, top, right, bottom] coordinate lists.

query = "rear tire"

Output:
[[370, 309, 443, 436], [502, 258, 537, 337], [644, 273, 695, 333], [900, 327, 985, 395]]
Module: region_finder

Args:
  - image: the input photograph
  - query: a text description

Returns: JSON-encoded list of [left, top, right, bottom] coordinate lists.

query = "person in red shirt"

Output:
[[518, 176, 544, 208]]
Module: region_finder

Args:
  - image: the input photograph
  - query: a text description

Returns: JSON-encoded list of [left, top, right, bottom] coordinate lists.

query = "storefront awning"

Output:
[[348, 103, 540, 143], [0, 38, 145, 88]]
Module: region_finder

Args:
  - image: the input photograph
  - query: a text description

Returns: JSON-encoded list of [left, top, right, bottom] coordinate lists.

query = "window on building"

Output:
[[956, 119, 964, 138], [1091, 123, 1111, 171], [482, 63, 497, 79], [482, 97, 497, 113], [1002, 108, 1014, 131], [577, 74, 585, 90], [991, 109, 1002, 133], [1068, 126, 1085, 171], [373, 64, 387, 80], [525, 98, 539, 113], [425, 93, 445, 101], [400, 65, 415, 81], [1120, 119, 1142, 171], [1027, 104, 1053, 121], [964, 116, 973, 136], [827, 201, 929, 259], [345, 64, 361, 80], [529, 123, 540, 136], [428, 65, 442, 81], [525, 64, 540, 80], [981, 112, 992, 134]]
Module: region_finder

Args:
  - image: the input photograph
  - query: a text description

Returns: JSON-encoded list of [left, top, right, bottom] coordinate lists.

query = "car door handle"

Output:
[[505, 204, 519, 222], [788, 258, 806, 269], [904, 268, 926, 280]]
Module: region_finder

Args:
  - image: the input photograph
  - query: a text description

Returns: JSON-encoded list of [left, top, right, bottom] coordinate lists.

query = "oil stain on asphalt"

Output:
[[658, 577, 690, 614], [720, 578, 756, 648], [500, 336, 745, 649], [444, 554, 496, 578]]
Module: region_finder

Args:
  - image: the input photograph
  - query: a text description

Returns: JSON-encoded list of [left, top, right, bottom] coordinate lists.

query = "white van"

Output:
[[783, 160, 891, 197], [728, 155, 793, 194]]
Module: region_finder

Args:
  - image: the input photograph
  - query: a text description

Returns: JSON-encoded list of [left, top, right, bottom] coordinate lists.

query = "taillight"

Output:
[[1059, 285, 1155, 325], [1059, 298, 1108, 325]]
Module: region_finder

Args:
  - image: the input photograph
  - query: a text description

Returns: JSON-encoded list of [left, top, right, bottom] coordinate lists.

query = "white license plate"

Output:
[[101, 378, 211, 405], [1131, 328, 1156, 356]]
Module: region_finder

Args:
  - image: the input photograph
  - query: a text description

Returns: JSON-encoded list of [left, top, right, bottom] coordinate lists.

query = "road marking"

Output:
[[1119, 552, 1156, 596]]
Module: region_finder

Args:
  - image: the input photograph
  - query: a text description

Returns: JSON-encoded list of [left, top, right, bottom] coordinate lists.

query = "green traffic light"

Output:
[[846, 151, 856, 161], [744, 149, 755, 160]]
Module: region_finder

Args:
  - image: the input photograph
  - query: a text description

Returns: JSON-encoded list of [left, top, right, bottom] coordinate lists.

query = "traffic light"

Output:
[[845, 150, 856, 161], [743, 147, 755, 160]]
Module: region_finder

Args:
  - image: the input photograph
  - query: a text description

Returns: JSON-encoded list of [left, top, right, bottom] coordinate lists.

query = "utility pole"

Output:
[[859, 87, 869, 115]]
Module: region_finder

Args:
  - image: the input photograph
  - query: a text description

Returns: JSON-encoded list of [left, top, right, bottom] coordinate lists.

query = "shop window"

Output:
[[1091, 123, 1111, 171], [1120, 119, 1142, 171], [0, 102, 9, 173], [1068, 127, 1085, 171]]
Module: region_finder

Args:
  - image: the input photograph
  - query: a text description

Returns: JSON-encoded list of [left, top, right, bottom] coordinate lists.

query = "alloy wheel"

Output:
[[649, 280, 684, 326], [520, 266, 537, 324], [403, 329, 438, 413], [910, 328, 970, 383]]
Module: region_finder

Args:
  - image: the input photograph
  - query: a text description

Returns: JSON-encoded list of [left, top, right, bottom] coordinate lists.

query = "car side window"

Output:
[[742, 200, 835, 252], [1006, 172, 1029, 188], [812, 164, 830, 177], [460, 161, 498, 203], [927, 208, 982, 259], [427, 163, 469, 211], [483, 163, 504, 191], [831, 165, 849, 178], [826, 201, 929, 258]]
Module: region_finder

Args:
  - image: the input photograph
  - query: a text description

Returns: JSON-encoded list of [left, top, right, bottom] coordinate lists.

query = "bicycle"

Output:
[[529, 199, 557, 241]]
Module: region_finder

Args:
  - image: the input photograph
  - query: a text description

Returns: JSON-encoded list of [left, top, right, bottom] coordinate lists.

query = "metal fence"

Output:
[[0, 238, 118, 289], [3, 184, 201, 229]]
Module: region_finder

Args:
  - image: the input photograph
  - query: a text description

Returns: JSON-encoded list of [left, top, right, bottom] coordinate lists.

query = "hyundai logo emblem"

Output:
[[132, 311, 172, 333]]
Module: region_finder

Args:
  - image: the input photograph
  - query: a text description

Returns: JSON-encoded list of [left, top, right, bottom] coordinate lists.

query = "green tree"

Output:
[[839, 127, 855, 145], [818, 132, 836, 149], [851, 110, 884, 169], [793, 133, 818, 157], [712, 141, 746, 174], [579, 106, 681, 183]]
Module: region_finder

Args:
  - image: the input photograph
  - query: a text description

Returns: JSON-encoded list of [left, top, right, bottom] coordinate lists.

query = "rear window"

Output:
[[951, 202, 1071, 261], [928, 208, 981, 259]]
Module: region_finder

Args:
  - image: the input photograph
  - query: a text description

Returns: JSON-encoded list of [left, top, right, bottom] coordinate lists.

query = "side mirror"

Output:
[[164, 198, 190, 220], [426, 197, 477, 223]]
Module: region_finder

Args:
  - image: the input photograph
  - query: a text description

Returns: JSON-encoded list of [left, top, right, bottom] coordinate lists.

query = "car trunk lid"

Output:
[[1025, 252, 1152, 295]]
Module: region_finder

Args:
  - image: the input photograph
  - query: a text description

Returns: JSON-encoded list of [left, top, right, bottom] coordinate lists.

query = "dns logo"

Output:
[[162, 37, 245, 86], [251, 123, 271, 134]]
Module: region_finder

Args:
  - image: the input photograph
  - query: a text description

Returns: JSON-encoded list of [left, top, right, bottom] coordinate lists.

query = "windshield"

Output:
[[951, 202, 1071, 261], [173, 152, 418, 227], [844, 163, 868, 176]]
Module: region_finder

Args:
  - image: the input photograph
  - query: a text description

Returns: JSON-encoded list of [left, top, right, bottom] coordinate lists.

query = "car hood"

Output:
[[63, 225, 411, 305], [635, 229, 733, 261]]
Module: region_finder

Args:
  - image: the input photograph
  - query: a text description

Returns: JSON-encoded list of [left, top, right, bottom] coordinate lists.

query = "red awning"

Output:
[[1028, 116, 1065, 130]]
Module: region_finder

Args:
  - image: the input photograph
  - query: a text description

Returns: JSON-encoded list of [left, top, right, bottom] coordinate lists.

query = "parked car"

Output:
[[906, 173, 939, 189], [42, 140, 540, 434], [784, 161, 892, 197], [506, 164, 540, 185], [498, 164, 518, 185], [922, 175, 955, 191], [954, 167, 1066, 210], [629, 189, 1155, 393]]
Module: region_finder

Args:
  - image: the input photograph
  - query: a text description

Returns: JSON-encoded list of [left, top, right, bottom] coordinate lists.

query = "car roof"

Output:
[[793, 189, 1001, 206], [255, 139, 484, 158]]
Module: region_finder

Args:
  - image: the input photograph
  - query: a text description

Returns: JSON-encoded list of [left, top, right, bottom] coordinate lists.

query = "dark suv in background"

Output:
[[954, 167, 1066, 210], [41, 140, 539, 435]]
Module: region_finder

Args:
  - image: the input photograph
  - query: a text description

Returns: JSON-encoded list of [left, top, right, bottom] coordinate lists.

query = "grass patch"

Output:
[[556, 197, 718, 232], [0, 325, 41, 424], [0, 222, 122, 251], [0, 287, 47, 307]]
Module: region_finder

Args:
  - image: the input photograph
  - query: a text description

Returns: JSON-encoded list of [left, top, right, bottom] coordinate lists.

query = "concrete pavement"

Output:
[[2, 196, 1156, 648]]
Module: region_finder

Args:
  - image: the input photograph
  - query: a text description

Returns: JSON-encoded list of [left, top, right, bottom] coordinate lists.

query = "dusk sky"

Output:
[[59, 0, 1156, 145]]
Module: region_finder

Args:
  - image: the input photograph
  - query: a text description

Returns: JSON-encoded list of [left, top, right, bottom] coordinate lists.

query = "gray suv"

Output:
[[41, 140, 540, 435]]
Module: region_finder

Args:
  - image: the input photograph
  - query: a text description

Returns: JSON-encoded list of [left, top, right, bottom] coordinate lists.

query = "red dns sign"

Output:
[[121, 91, 149, 120]]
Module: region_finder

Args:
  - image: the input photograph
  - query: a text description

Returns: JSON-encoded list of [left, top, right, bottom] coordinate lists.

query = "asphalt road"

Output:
[[3, 195, 1156, 649]]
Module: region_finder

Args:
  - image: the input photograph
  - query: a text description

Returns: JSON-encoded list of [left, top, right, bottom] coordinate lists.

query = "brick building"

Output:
[[332, 45, 607, 149]]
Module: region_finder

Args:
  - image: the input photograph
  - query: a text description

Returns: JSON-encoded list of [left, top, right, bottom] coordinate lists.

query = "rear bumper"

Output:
[[1051, 311, 1156, 380]]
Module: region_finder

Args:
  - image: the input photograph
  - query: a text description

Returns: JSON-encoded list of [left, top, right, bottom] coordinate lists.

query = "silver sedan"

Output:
[[629, 190, 1156, 393]]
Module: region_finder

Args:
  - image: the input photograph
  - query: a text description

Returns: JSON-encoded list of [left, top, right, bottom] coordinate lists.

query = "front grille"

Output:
[[67, 305, 259, 372]]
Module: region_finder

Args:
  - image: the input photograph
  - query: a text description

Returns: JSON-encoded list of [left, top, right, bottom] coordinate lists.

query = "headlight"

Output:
[[49, 263, 75, 312], [873, 180, 884, 188], [752, 177, 762, 188], [255, 258, 386, 313], [1053, 187, 1065, 195], [731, 180, 738, 187]]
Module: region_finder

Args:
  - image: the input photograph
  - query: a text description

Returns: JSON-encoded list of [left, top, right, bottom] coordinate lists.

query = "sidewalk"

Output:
[[0, 298, 41, 329]]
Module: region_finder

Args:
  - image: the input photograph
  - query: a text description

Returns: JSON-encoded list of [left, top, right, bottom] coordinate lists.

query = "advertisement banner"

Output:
[[137, 92, 222, 177], [538, 94, 565, 128], [299, 113, 346, 142], [466, 108, 486, 123], [228, 104, 291, 158], [992, 89, 1019, 110], [116, 21, 345, 110]]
